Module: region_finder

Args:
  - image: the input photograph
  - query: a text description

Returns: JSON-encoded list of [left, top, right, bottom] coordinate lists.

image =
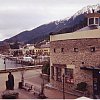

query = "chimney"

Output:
[[92, 9, 95, 13]]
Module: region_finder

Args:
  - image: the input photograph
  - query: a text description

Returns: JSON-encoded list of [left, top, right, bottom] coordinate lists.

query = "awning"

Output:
[[80, 66, 100, 71], [53, 64, 66, 68]]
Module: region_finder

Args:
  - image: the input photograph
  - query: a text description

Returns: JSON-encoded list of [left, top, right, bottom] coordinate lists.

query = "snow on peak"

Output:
[[45, 17, 70, 26], [54, 17, 70, 25], [44, 4, 100, 26], [72, 4, 100, 19]]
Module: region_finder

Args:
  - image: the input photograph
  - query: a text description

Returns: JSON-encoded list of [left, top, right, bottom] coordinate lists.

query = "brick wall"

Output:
[[50, 38, 100, 94]]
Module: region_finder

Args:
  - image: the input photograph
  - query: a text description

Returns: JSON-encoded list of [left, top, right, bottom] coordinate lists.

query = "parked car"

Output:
[[22, 57, 34, 66]]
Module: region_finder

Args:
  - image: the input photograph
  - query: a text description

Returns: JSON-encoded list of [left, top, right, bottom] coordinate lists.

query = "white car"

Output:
[[22, 57, 34, 62]]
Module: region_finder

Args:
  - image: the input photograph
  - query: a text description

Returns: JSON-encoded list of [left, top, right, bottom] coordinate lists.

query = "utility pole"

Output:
[[62, 74, 65, 99]]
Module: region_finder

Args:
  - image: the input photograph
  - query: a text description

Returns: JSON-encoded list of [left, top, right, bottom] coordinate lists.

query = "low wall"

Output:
[[0, 65, 43, 73]]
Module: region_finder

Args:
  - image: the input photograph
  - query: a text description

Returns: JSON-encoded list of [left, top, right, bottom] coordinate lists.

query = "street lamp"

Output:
[[62, 74, 65, 99], [4, 58, 6, 70], [41, 77, 45, 95], [38, 74, 47, 99], [18, 60, 25, 89], [21, 61, 24, 86]]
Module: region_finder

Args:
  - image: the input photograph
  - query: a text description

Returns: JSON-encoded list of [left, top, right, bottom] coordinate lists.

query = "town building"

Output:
[[40, 42, 50, 56], [22, 44, 35, 56], [9, 42, 23, 56], [32, 42, 50, 56], [0, 43, 10, 55], [9, 41, 50, 57], [50, 12, 100, 96]]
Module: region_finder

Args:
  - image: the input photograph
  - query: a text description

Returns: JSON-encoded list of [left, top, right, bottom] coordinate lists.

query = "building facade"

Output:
[[50, 12, 100, 96]]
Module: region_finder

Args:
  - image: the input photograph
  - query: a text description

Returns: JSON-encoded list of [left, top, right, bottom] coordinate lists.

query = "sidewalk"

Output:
[[0, 69, 78, 99]]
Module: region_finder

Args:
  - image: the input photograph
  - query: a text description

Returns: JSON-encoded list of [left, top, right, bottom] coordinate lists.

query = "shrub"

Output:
[[76, 82, 87, 91], [42, 61, 50, 75]]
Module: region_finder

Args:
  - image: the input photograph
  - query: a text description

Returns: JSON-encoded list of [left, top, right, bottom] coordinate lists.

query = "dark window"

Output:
[[90, 47, 95, 52], [89, 18, 94, 25], [65, 68, 74, 83], [74, 48, 78, 52], [95, 18, 99, 24], [54, 48, 56, 53], [61, 48, 64, 52]]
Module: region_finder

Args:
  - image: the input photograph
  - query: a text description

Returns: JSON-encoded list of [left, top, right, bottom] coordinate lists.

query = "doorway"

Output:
[[93, 70, 100, 95]]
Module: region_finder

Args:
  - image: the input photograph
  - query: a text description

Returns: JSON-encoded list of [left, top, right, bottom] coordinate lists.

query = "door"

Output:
[[93, 70, 98, 95], [97, 71, 100, 94]]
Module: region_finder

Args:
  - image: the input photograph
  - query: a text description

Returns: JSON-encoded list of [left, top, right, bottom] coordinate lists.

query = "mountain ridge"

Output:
[[2, 4, 100, 45]]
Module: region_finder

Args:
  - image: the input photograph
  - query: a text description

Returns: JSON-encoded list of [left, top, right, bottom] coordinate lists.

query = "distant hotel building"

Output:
[[50, 12, 100, 96], [34, 42, 50, 56]]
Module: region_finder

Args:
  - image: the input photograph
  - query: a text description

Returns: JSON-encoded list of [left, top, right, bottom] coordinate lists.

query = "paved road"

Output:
[[0, 69, 78, 99]]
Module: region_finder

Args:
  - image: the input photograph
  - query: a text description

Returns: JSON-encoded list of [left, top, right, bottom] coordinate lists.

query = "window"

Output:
[[65, 68, 74, 83], [61, 48, 64, 52], [44, 50, 48, 51], [95, 18, 99, 24], [90, 47, 95, 52], [54, 48, 56, 53], [74, 48, 78, 52], [99, 18, 100, 26], [56, 67, 62, 82], [89, 18, 94, 25], [82, 62, 84, 64]]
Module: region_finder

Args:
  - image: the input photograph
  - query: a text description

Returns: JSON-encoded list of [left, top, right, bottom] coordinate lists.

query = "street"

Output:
[[0, 68, 78, 99]]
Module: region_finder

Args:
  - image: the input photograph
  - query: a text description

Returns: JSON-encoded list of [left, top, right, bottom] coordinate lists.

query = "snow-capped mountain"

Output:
[[2, 4, 100, 44], [49, 4, 100, 26], [72, 4, 100, 19]]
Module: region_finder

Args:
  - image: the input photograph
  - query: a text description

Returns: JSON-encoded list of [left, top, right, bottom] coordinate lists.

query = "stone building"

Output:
[[50, 12, 100, 96]]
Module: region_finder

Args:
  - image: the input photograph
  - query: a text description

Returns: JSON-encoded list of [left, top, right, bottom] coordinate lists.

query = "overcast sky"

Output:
[[0, 0, 100, 41]]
